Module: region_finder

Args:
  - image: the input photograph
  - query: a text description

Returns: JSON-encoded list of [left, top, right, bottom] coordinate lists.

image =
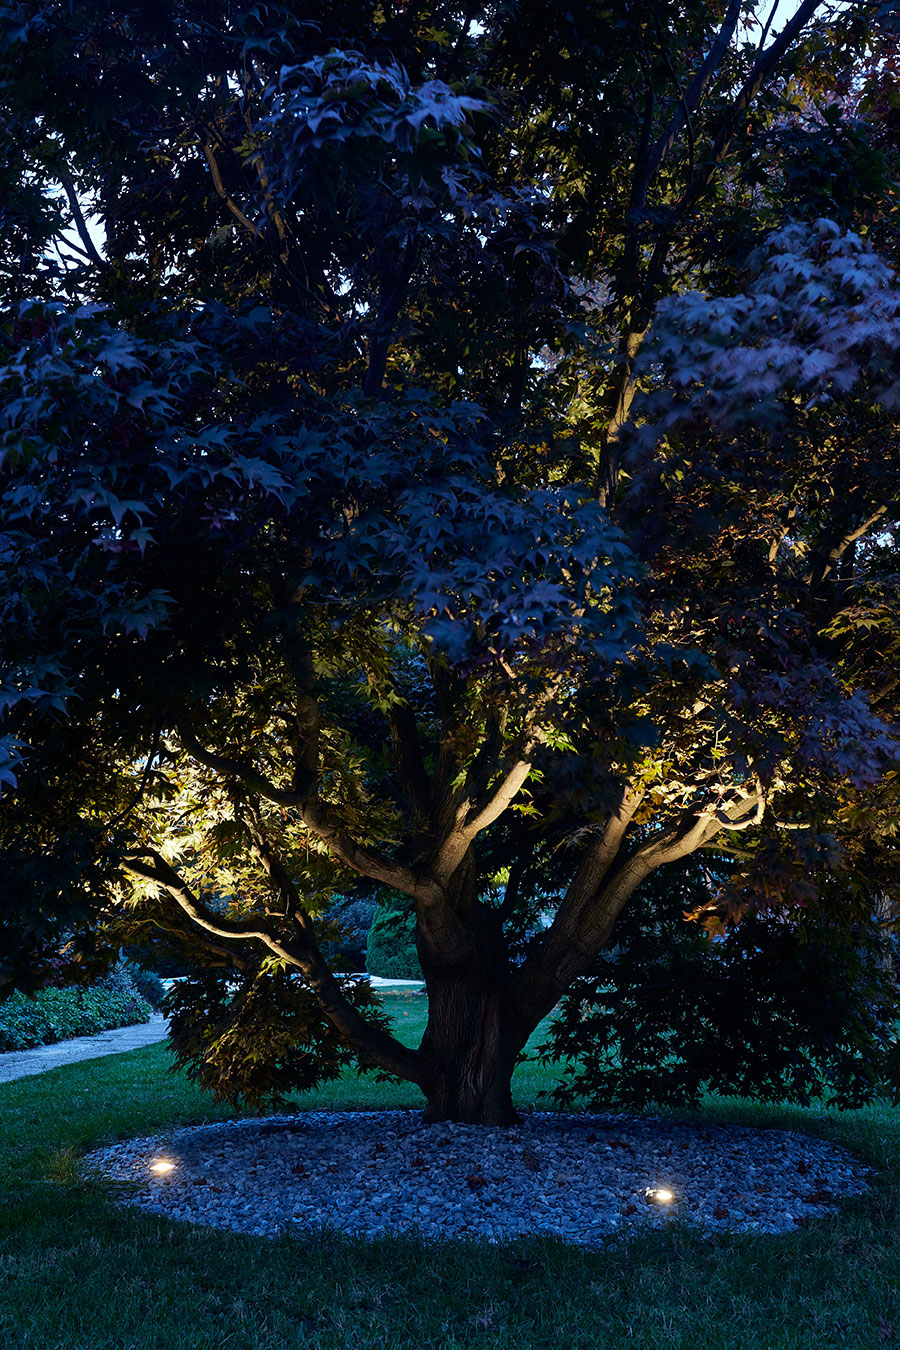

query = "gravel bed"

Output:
[[84, 1109, 873, 1248]]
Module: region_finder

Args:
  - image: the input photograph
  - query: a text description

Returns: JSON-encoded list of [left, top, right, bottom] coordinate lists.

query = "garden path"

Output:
[[0, 1014, 168, 1084]]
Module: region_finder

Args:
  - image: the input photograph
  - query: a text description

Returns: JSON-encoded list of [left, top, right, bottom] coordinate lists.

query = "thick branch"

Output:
[[526, 783, 646, 980], [509, 785, 764, 1023], [433, 753, 535, 884], [178, 726, 303, 805], [177, 727, 442, 903], [810, 503, 890, 586], [363, 236, 417, 398], [681, 0, 827, 215], [298, 795, 444, 906], [365, 668, 432, 820], [599, 0, 828, 503]]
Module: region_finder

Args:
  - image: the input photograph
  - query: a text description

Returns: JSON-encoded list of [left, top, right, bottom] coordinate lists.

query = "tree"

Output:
[[1, 0, 899, 1124]]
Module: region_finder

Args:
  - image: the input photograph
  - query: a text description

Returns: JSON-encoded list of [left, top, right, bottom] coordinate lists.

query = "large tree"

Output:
[[1, 0, 899, 1123]]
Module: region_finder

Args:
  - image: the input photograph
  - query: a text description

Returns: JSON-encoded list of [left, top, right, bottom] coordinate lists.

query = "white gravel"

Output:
[[84, 1109, 873, 1247]]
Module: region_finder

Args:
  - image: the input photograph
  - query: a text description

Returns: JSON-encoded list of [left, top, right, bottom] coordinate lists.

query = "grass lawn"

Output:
[[1, 989, 899, 1349]]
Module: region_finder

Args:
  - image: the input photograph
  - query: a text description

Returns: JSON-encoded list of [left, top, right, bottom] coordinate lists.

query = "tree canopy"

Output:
[[1, 0, 899, 1123]]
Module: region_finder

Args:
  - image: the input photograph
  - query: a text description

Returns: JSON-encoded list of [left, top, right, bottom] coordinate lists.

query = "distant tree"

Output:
[[1, 0, 899, 1123]]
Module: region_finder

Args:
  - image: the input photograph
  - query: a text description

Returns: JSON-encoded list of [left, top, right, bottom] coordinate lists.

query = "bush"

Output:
[[544, 857, 900, 1112], [0, 972, 151, 1052], [366, 891, 422, 979], [125, 966, 166, 1010], [327, 895, 377, 970]]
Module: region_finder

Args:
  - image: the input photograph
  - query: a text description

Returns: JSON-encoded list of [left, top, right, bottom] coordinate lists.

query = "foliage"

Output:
[[544, 858, 900, 1112], [366, 891, 422, 980], [0, 0, 899, 1120], [327, 894, 377, 971], [0, 979, 149, 1052], [124, 965, 166, 1011], [163, 963, 388, 1108]]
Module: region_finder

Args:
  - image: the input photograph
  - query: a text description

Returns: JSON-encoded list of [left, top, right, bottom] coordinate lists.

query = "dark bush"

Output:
[[126, 966, 166, 1010], [366, 890, 422, 979], [327, 895, 377, 970], [543, 857, 900, 1112]]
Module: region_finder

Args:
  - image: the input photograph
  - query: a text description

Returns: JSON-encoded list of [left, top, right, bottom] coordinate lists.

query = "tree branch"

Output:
[[365, 667, 432, 821], [298, 796, 445, 905], [363, 235, 417, 398], [644, 0, 742, 187], [178, 726, 303, 805], [177, 726, 443, 904], [811, 503, 890, 585], [202, 141, 262, 239], [680, 0, 827, 215], [433, 751, 536, 884], [123, 848, 427, 1085], [58, 173, 105, 267], [509, 782, 765, 1023]]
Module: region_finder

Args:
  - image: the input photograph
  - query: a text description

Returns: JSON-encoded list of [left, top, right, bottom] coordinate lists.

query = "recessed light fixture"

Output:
[[150, 1159, 176, 1175], [646, 1186, 675, 1205]]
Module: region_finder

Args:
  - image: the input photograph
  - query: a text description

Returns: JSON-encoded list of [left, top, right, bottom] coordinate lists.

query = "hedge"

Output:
[[366, 891, 422, 979], [0, 981, 151, 1052]]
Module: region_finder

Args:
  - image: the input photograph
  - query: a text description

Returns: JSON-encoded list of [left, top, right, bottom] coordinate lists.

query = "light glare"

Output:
[[150, 1159, 176, 1175]]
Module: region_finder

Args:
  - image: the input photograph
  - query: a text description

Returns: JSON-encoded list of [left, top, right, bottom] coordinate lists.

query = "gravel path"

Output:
[[84, 1109, 873, 1247], [0, 1015, 169, 1084]]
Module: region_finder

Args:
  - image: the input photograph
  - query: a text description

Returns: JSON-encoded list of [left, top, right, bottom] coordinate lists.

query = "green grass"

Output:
[[1, 990, 899, 1349]]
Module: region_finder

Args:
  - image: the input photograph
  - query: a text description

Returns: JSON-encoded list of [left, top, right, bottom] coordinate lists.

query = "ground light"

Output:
[[149, 1159, 176, 1175], [646, 1186, 675, 1205]]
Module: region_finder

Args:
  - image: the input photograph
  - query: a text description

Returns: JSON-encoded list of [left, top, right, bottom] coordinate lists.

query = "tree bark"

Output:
[[416, 859, 528, 1125], [419, 970, 525, 1125]]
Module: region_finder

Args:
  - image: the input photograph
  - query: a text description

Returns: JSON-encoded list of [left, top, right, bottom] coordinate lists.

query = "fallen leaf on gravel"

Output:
[[522, 1150, 540, 1172], [713, 1205, 730, 1220], [466, 1173, 488, 1191]]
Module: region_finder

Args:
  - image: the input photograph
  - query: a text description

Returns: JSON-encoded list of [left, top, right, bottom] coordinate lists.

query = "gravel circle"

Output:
[[84, 1109, 873, 1247]]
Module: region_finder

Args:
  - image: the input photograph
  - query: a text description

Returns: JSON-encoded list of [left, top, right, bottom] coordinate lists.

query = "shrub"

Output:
[[366, 890, 422, 979], [0, 975, 151, 1052], [544, 857, 900, 1112], [327, 895, 377, 970], [125, 966, 166, 1010]]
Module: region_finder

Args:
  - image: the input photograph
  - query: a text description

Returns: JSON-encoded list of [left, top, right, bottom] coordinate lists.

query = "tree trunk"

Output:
[[419, 972, 524, 1125], [415, 872, 530, 1124]]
